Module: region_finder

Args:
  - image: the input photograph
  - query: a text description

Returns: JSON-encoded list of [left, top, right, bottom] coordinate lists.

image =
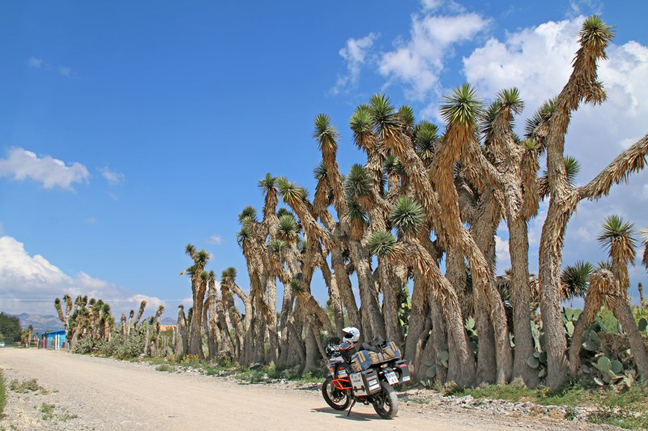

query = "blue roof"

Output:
[[43, 330, 66, 335]]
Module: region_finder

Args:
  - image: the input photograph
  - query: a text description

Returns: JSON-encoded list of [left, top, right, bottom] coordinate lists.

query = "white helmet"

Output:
[[342, 326, 360, 343]]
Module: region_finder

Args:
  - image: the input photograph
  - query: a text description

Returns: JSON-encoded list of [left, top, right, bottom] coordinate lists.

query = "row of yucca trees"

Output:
[[54, 294, 166, 356], [180, 16, 648, 388]]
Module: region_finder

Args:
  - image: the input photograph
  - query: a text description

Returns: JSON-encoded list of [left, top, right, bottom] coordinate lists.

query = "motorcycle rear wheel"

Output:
[[321, 377, 351, 410], [372, 381, 398, 419]]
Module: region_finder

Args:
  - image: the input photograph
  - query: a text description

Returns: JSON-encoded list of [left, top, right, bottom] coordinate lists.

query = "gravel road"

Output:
[[0, 349, 617, 431]]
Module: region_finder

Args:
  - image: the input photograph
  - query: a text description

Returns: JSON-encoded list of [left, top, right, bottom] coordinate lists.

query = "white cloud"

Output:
[[462, 16, 648, 295], [0, 148, 90, 190], [333, 33, 378, 94], [100, 167, 125, 185], [567, 0, 603, 18], [208, 235, 223, 245], [379, 12, 490, 101], [0, 235, 166, 316], [59, 66, 72, 77], [27, 57, 44, 69], [495, 234, 511, 272]]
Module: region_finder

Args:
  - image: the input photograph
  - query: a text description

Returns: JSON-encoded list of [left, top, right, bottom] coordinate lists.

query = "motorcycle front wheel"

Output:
[[372, 381, 399, 419], [321, 377, 351, 410]]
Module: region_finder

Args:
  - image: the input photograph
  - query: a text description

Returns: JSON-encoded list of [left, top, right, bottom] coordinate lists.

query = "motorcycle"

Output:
[[320, 337, 410, 419]]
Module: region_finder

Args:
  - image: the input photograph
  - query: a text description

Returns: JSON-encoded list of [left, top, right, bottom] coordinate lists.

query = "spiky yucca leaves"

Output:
[[238, 206, 258, 225], [259, 173, 276, 192], [314, 114, 339, 152], [539, 156, 581, 197], [221, 267, 237, 285], [413, 121, 439, 166], [277, 176, 335, 248], [269, 238, 288, 254], [345, 164, 372, 208], [561, 261, 594, 299], [524, 98, 557, 148], [573, 16, 614, 106], [441, 84, 483, 134], [314, 114, 348, 218], [390, 196, 424, 236], [346, 201, 368, 241], [259, 173, 279, 234], [236, 225, 251, 248], [598, 215, 636, 291], [370, 94, 404, 154], [350, 104, 375, 153], [397, 105, 415, 134], [277, 214, 299, 242], [368, 231, 397, 257]]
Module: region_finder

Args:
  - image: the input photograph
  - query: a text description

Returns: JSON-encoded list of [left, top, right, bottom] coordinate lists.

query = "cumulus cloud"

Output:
[[208, 235, 223, 245], [100, 167, 125, 185], [379, 12, 490, 101], [332, 33, 379, 94], [0, 148, 90, 190], [0, 235, 166, 316], [462, 16, 648, 295]]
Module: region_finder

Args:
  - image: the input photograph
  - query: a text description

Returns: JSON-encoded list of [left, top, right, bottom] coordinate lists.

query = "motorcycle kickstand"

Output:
[[346, 398, 356, 417]]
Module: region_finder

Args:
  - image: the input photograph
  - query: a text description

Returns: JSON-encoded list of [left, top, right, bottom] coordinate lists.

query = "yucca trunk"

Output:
[[348, 240, 385, 341], [508, 215, 539, 386], [176, 306, 189, 358], [378, 259, 402, 345], [405, 269, 430, 365]]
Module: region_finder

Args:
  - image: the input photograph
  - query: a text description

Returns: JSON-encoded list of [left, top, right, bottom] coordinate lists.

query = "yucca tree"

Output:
[[314, 115, 385, 341], [54, 294, 74, 348], [220, 267, 244, 358], [534, 16, 646, 387], [597, 216, 648, 378], [182, 244, 210, 358], [430, 84, 513, 384], [369, 195, 476, 386], [134, 299, 147, 327], [176, 304, 189, 358], [204, 270, 221, 359]]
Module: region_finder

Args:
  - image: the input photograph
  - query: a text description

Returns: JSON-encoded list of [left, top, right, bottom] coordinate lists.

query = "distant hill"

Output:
[[12, 313, 63, 335], [160, 317, 175, 326]]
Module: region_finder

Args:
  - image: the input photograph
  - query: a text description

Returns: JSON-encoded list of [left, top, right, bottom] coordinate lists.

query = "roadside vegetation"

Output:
[[38, 14, 648, 430], [450, 381, 648, 429], [0, 370, 6, 417]]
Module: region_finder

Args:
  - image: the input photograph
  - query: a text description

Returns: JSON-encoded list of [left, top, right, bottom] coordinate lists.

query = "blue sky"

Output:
[[1, 0, 647, 318]]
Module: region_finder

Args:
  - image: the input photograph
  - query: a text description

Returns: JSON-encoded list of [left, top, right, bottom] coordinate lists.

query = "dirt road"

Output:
[[0, 349, 611, 431]]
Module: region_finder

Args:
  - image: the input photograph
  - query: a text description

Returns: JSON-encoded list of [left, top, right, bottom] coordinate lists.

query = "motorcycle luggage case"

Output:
[[394, 359, 411, 383], [349, 369, 381, 395]]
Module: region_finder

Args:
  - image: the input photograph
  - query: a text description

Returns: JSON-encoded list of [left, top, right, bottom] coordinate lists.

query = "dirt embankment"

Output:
[[0, 349, 619, 431]]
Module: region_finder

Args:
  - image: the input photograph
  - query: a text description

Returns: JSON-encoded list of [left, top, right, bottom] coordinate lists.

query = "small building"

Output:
[[42, 330, 66, 350]]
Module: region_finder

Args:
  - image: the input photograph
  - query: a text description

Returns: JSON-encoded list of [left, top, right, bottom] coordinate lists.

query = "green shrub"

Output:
[[9, 378, 46, 393]]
